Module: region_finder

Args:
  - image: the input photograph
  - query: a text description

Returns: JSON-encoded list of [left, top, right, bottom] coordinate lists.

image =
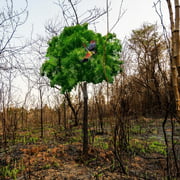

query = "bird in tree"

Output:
[[86, 40, 96, 51], [81, 51, 95, 62], [40, 23, 122, 93], [81, 40, 96, 62]]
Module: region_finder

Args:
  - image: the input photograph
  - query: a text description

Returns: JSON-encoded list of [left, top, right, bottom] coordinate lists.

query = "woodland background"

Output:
[[0, 0, 179, 179]]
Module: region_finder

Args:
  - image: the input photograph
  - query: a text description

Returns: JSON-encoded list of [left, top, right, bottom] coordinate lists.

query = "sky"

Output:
[[15, 0, 170, 40], [1, 0, 171, 106]]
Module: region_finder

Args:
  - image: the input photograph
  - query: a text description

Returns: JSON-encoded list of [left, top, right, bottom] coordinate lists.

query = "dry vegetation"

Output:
[[0, 0, 180, 179], [0, 81, 179, 179]]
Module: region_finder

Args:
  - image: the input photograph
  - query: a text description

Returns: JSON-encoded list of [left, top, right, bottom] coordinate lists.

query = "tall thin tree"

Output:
[[166, 0, 180, 118]]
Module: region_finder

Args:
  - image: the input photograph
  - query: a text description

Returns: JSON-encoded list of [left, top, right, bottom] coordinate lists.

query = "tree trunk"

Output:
[[2, 113, 7, 146], [175, 0, 180, 116], [39, 87, 44, 138], [167, 0, 180, 117], [57, 107, 61, 126], [94, 95, 104, 134], [64, 92, 80, 126], [21, 107, 24, 129], [81, 82, 88, 156], [63, 99, 67, 129]]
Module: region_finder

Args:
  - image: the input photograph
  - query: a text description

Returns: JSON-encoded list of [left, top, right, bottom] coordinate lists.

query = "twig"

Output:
[[110, 0, 126, 32], [68, 0, 79, 24]]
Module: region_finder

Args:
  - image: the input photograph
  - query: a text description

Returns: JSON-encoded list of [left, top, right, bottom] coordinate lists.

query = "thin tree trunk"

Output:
[[57, 107, 61, 126], [63, 99, 67, 129], [81, 82, 88, 156], [94, 95, 104, 134], [174, 0, 180, 116], [166, 0, 180, 117], [2, 115, 7, 146], [39, 87, 44, 138], [21, 107, 24, 129], [65, 92, 81, 126], [162, 104, 170, 179], [170, 115, 179, 177]]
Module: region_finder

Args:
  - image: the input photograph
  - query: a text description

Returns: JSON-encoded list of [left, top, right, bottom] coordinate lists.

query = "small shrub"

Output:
[[0, 165, 19, 180]]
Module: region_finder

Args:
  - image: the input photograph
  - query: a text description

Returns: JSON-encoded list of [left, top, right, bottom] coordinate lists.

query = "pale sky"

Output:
[[16, 0, 170, 40]]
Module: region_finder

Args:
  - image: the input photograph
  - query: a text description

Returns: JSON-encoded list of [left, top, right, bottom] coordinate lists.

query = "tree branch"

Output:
[[68, 0, 79, 24]]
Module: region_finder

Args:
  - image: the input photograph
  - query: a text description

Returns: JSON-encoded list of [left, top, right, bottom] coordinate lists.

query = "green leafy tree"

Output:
[[41, 23, 122, 155]]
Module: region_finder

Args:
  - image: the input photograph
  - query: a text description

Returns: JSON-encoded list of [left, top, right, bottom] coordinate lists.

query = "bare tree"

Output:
[[0, 0, 29, 144], [0, 0, 28, 60], [165, 0, 180, 118], [54, 0, 107, 26], [128, 23, 169, 115], [154, 1, 180, 177], [64, 91, 82, 126]]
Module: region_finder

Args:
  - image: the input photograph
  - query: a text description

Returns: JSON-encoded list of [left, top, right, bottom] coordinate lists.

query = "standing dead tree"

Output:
[[0, 0, 28, 59], [64, 91, 82, 126], [165, 0, 180, 118], [0, 0, 28, 147], [154, 1, 180, 178], [128, 23, 168, 115]]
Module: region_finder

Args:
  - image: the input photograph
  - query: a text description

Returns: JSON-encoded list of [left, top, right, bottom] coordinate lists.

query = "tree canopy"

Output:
[[41, 24, 122, 93]]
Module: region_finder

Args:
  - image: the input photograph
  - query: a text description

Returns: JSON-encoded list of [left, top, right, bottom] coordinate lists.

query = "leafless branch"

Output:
[[55, 0, 107, 26], [153, 0, 171, 56], [110, 0, 126, 32], [0, 0, 28, 56], [68, 0, 79, 24], [80, 7, 107, 24], [45, 16, 64, 37]]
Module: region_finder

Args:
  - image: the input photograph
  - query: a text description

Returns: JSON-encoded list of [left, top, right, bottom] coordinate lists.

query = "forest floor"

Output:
[[0, 117, 180, 180]]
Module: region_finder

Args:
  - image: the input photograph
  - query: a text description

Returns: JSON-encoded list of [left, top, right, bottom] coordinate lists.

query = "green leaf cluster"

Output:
[[41, 24, 122, 93]]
